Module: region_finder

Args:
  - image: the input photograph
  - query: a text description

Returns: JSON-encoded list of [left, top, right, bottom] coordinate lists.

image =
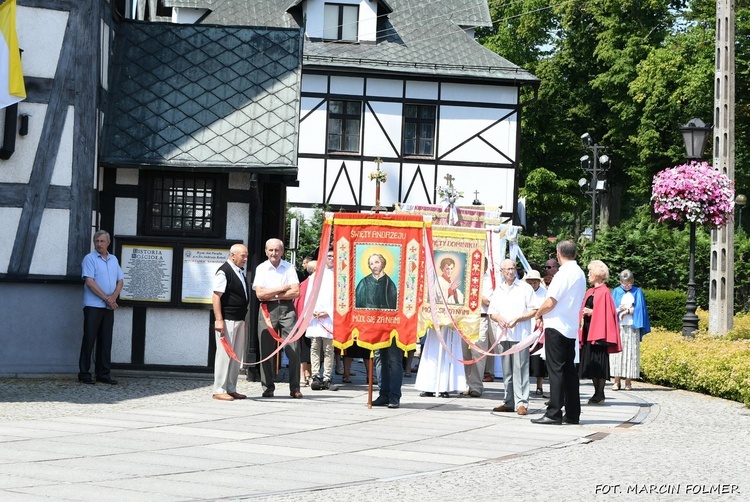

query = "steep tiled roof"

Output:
[[202, 0, 537, 83], [101, 21, 302, 171]]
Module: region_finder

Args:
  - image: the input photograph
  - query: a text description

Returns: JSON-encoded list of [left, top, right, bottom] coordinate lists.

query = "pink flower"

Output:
[[651, 162, 735, 228]]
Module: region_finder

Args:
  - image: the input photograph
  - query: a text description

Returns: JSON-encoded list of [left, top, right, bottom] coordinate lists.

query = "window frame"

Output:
[[323, 3, 359, 42], [327, 99, 363, 153], [141, 172, 225, 238], [402, 103, 437, 157]]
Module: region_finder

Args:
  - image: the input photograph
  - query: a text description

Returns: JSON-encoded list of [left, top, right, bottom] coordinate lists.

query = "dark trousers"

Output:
[[258, 302, 300, 393], [544, 328, 580, 421], [79, 307, 114, 380], [376, 340, 403, 404]]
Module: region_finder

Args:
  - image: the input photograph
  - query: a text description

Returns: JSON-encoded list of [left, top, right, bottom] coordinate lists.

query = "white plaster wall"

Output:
[[114, 198, 138, 236], [17, 6, 68, 79], [301, 74, 328, 94], [299, 97, 327, 155], [50, 106, 75, 186], [436, 165, 515, 211], [226, 202, 249, 242], [287, 157, 325, 203], [363, 101, 402, 157], [28, 209, 69, 276], [330, 76, 364, 96], [326, 158, 362, 206], [112, 307, 133, 364], [441, 82, 517, 105], [229, 172, 252, 190], [438, 105, 517, 163], [0, 102, 45, 184], [144, 309, 209, 366], [0, 208, 21, 274], [116, 168, 139, 185], [400, 163, 437, 206], [406, 81, 439, 100], [173, 7, 207, 24], [366, 78, 403, 98]]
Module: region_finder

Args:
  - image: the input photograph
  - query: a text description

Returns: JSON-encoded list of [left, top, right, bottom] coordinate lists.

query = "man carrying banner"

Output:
[[489, 259, 538, 416], [253, 238, 302, 399], [462, 257, 494, 397], [211, 243, 250, 401]]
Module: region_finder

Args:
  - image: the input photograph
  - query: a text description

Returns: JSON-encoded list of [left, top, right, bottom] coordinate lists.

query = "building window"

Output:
[[145, 173, 220, 237], [323, 3, 359, 41], [328, 99, 362, 152], [403, 104, 436, 156]]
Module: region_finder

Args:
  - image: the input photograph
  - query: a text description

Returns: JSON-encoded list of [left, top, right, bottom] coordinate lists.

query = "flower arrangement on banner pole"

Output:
[[651, 161, 735, 228]]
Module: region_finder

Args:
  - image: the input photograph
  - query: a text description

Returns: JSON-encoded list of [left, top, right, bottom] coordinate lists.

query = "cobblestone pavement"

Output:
[[251, 385, 750, 502], [1, 371, 748, 502]]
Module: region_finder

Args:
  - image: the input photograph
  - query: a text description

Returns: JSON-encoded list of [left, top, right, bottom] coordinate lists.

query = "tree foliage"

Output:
[[480, 0, 750, 234]]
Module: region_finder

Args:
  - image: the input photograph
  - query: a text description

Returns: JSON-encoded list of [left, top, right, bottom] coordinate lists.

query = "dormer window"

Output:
[[324, 3, 359, 41]]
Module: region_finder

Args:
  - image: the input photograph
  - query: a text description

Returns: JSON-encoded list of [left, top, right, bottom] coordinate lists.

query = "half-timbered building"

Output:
[[1, 0, 537, 375]]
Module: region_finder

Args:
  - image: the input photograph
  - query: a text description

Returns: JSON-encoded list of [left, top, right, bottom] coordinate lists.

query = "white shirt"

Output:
[[252, 259, 299, 292], [543, 260, 586, 339], [619, 291, 635, 326], [305, 267, 334, 339], [213, 260, 248, 299], [487, 278, 537, 342]]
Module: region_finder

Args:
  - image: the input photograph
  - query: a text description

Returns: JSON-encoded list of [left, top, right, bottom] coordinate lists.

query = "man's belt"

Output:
[[262, 300, 294, 305], [481, 313, 489, 318]]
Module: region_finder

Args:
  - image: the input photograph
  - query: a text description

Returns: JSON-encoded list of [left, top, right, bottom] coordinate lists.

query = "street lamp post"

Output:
[[736, 194, 747, 229], [579, 133, 609, 242], [680, 118, 712, 337]]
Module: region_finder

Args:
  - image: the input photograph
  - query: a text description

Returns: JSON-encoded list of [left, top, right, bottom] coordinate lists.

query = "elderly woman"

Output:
[[610, 270, 651, 391], [579, 260, 621, 405]]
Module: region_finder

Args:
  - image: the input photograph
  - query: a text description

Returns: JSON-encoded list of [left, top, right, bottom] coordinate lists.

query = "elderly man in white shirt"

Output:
[[488, 259, 539, 416], [252, 238, 302, 399], [306, 248, 337, 390]]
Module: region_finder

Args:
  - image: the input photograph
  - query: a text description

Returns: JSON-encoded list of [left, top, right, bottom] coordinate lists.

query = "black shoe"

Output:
[[531, 415, 562, 425], [563, 416, 580, 424], [78, 377, 94, 384], [388, 401, 400, 409], [419, 391, 435, 397], [372, 397, 389, 406], [96, 377, 118, 385], [438, 392, 450, 398], [311, 376, 323, 391], [587, 397, 605, 405]]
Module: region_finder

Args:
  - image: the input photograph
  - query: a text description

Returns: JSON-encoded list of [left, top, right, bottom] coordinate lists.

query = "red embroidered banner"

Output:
[[332, 213, 430, 351]]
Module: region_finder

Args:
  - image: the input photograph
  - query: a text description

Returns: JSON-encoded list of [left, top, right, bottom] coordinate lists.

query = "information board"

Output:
[[181, 248, 229, 304], [120, 245, 173, 302]]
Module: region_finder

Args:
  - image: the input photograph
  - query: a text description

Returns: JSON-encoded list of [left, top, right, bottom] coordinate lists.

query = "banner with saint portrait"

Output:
[[418, 225, 486, 340], [332, 213, 431, 351]]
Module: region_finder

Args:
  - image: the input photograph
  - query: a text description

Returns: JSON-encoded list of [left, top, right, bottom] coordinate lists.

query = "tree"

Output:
[[519, 168, 580, 235]]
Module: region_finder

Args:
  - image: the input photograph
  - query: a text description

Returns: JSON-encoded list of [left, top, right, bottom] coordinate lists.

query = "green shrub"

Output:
[[643, 289, 686, 332], [641, 328, 750, 407]]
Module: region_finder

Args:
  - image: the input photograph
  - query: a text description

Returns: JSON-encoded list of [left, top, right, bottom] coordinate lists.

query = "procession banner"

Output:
[[397, 204, 504, 228], [332, 213, 430, 352], [418, 225, 486, 341]]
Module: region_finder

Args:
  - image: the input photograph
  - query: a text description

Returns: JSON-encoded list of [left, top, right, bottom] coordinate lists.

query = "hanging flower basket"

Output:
[[651, 161, 735, 228]]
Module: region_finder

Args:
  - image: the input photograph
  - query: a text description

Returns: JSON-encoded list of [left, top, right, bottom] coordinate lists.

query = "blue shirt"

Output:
[[82, 251, 124, 308]]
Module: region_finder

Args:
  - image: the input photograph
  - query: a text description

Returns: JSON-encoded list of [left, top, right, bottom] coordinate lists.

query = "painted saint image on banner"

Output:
[[435, 252, 466, 305], [354, 244, 400, 310]]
